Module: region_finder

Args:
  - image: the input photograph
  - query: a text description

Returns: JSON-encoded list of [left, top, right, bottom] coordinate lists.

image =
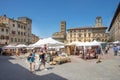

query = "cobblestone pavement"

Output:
[[0, 48, 120, 80]]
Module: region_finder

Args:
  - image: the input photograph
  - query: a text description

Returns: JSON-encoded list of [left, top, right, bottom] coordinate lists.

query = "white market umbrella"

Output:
[[113, 41, 120, 44], [90, 40, 101, 46], [68, 41, 84, 46], [3, 44, 16, 49], [16, 44, 27, 48], [81, 42, 92, 46], [32, 37, 65, 47]]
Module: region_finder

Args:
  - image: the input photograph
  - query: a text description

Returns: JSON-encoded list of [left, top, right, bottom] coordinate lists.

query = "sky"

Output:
[[0, 0, 120, 38]]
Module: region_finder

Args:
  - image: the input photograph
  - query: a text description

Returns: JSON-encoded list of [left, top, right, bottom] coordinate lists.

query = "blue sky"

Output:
[[0, 0, 120, 38]]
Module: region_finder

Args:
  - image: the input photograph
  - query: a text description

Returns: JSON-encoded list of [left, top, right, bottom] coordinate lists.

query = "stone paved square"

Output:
[[0, 48, 120, 80]]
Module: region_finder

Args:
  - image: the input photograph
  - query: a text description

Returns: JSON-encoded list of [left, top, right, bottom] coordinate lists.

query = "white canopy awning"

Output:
[[67, 41, 84, 46], [32, 37, 65, 47], [113, 41, 120, 44], [68, 40, 101, 47], [16, 44, 27, 48], [2, 44, 16, 49]]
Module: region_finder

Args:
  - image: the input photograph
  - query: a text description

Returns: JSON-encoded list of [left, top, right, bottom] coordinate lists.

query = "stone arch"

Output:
[[96, 37, 100, 41]]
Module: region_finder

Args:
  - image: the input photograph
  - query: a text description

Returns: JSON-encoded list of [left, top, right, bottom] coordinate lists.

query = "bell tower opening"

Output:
[[95, 16, 102, 27]]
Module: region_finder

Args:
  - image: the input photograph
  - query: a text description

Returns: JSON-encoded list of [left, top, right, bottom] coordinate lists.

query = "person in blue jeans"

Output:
[[96, 46, 102, 63], [113, 46, 118, 56], [29, 50, 36, 73]]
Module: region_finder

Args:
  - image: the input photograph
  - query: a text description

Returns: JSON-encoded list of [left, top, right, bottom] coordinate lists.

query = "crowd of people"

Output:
[[26, 45, 67, 73], [27, 45, 48, 73], [27, 49, 47, 73], [73, 43, 120, 63], [1, 43, 120, 73], [95, 44, 120, 63]]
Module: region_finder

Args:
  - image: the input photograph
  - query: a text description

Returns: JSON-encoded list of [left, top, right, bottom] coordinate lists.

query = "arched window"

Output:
[[1, 35, 4, 39]]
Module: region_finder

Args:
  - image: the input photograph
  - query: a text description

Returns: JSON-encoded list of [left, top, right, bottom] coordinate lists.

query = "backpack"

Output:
[[27, 53, 32, 60]]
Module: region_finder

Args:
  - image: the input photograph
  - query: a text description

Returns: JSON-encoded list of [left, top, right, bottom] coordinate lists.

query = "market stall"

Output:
[[67, 41, 102, 59], [49, 51, 71, 65], [2, 44, 16, 55]]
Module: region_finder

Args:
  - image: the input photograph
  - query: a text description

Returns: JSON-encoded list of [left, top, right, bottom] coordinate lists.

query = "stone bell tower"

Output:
[[95, 16, 102, 27]]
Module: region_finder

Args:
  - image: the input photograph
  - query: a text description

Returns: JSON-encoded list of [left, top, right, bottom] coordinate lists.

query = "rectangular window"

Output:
[[15, 38, 17, 42], [88, 33, 91, 37], [6, 36, 9, 40], [21, 25, 23, 29], [18, 24, 20, 28], [24, 39, 26, 42], [6, 29, 8, 33], [18, 31, 20, 35], [11, 38, 13, 42], [84, 33, 86, 37], [18, 39, 20, 42], [24, 26, 26, 29], [21, 32, 23, 36], [24, 32, 25, 36], [1, 28, 4, 32], [13, 24, 15, 27], [79, 34, 81, 37], [1, 35, 4, 40], [12, 31, 16, 34], [21, 39, 23, 42]]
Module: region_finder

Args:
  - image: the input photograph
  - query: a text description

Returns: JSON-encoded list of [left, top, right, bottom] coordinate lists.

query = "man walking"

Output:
[[96, 46, 102, 63], [38, 50, 47, 71], [113, 45, 118, 56]]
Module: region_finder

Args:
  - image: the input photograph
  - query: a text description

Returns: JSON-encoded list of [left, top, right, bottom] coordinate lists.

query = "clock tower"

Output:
[[95, 16, 102, 27]]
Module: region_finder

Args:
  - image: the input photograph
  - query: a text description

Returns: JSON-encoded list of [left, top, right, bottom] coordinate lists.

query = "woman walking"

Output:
[[28, 50, 36, 73]]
